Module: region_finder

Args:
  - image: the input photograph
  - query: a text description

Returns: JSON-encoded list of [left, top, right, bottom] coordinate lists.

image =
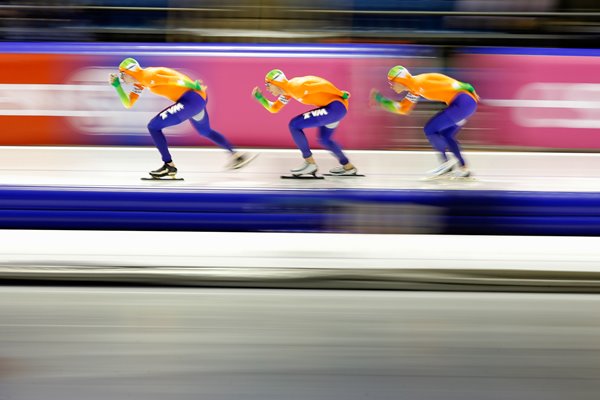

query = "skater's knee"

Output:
[[194, 127, 211, 138], [317, 135, 333, 148], [289, 117, 303, 132], [423, 121, 437, 137], [147, 118, 162, 133], [288, 120, 297, 131]]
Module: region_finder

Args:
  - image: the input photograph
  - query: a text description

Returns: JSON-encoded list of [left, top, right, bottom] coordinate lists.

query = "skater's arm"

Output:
[[397, 93, 418, 115], [371, 89, 416, 115], [109, 73, 142, 108], [370, 89, 401, 114], [252, 87, 288, 113], [129, 84, 144, 106]]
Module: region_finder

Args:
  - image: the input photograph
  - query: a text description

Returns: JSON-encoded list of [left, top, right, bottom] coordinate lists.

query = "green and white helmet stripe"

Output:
[[387, 65, 410, 80], [119, 57, 140, 71], [265, 69, 286, 83]]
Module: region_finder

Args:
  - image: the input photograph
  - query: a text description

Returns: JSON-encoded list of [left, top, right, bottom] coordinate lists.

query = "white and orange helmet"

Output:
[[265, 69, 287, 88], [119, 57, 141, 76], [387, 65, 413, 85]]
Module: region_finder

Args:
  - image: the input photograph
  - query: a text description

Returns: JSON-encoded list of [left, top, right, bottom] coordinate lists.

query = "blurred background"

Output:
[[0, 0, 599, 151], [2, 2, 600, 400], [1, 0, 599, 46]]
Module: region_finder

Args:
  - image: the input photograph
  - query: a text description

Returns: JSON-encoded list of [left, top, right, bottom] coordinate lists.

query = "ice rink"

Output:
[[2, 147, 600, 400], [3, 145, 600, 192], [2, 286, 600, 400], [2, 146, 600, 287]]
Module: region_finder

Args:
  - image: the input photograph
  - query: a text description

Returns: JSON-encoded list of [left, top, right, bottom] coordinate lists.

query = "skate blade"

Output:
[[141, 176, 184, 181], [448, 176, 477, 182], [420, 175, 477, 182], [280, 174, 324, 180], [323, 173, 366, 177], [231, 153, 259, 170], [420, 174, 451, 181]]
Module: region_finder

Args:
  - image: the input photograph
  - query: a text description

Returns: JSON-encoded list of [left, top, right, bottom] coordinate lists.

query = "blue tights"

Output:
[[147, 91, 233, 163], [423, 93, 477, 166], [288, 101, 350, 166]]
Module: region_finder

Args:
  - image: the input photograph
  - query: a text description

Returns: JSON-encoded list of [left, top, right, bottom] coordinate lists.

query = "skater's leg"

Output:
[[318, 125, 351, 166], [186, 94, 258, 170], [439, 125, 465, 166], [147, 123, 173, 163], [287, 101, 348, 175], [289, 101, 348, 160], [147, 114, 186, 163], [288, 117, 313, 159], [423, 112, 452, 163], [438, 93, 477, 168], [424, 93, 477, 167], [287, 116, 317, 174], [188, 97, 234, 153], [147, 91, 204, 163]]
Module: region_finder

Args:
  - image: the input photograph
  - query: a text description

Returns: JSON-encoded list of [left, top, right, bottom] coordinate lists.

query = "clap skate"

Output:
[[448, 167, 476, 181], [324, 165, 365, 177], [280, 161, 324, 179], [141, 163, 184, 181], [226, 152, 258, 170], [422, 159, 457, 181]]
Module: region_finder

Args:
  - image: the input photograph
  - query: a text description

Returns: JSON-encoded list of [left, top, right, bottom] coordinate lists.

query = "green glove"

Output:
[[341, 91, 350, 99], [253, 90, 264, 100], [371, 90, 399, 113], [113, 83, 131, 108], [253, 90, 269, 108], [111, 77, 122, 88]]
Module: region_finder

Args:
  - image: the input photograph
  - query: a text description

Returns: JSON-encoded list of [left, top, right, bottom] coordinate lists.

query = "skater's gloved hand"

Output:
[[109, 73, 121, 88], [252, 86, 273, 110], [252, 87, 264, 100], [373, 89, 385, 102], [341, 91, 350, 99], [369, 89, 381, 108]]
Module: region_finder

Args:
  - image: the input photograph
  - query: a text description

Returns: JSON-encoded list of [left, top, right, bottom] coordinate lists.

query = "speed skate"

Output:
[[421, 173, 477, 182], [280, 174, 324, 180], [323, 173, 366, 177], [141, 175, 184, 181]]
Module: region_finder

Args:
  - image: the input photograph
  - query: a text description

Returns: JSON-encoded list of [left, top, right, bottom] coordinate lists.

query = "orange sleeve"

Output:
[[128, 83, 144, 107], [397, 92, 419, 115], [373, 89, 418, 115], [268, 97, 289, 113]]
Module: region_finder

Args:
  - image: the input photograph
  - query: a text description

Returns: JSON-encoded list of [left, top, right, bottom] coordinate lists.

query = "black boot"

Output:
[[150, 163, 177, 178]]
